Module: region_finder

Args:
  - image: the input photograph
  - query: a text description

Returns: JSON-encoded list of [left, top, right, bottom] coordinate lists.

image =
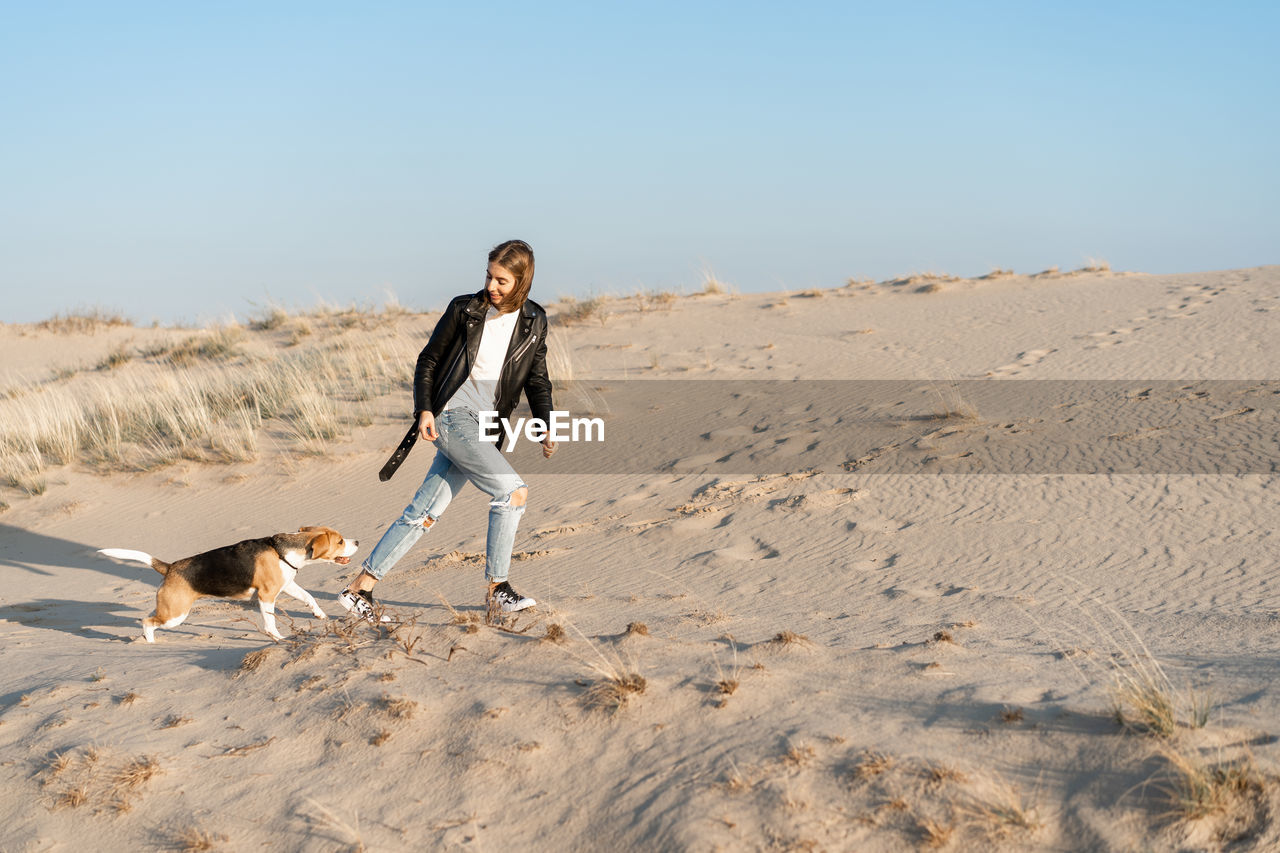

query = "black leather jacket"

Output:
[[413, 291, 553, 446]]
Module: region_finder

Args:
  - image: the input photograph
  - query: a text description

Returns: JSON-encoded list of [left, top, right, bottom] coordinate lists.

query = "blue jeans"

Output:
[[361, 408, 527, 583]]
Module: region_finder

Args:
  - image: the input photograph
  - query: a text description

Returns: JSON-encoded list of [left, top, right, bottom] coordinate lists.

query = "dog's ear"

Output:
[[305, 529, 340, 560], [299, 525, 316, 533]]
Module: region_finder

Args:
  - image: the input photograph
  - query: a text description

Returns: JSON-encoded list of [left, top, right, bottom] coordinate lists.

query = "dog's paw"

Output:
[[313, 610, 328, 620]]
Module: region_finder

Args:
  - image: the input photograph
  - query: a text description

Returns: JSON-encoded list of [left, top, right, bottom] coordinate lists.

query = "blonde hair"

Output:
[[488, 239, 535, 312]]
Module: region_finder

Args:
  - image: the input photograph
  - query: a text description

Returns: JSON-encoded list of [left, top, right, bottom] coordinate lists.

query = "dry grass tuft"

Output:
[[161, 714, 193, 729], [370, 730, 391, 746], [918, 817, 955, 848], [721, 760, 755, 793], [543, 623, 566, 643], [172, 825, 227, 851], [155, 327, 245, 366], [886, 272, 959, 291], [557, 295, 608, 326], [96, 344, 134, 371], [1041, 580, 1215, 744], [853, 751, 896, 782], [111, 756, 161, 793], [287, 321, 313, 346], [248, 304, 290, 331], [43, 748, 163, 813], [4, 467, 47, 496], [1157, 745, 1267, 827], [929, 382, 979, 422], [298, 798, 369, 850], [238, 647, 275, 675], [56, 783, 89, 808], [925, 763, 969, 787], [932, 630, 954, 644], [625, 621, 649, 637], [439, 594, 484, 631], [1188, 687, 1214, 729], [635, 289, 678, 312], [38, 308, 131, 334], [771, 630, 812, 648], [45, 750, 74, 778], [699, 270, 736, 296], [957, 778, 1042, 841], [583, 671, 646, 714], [783, 743, 816, 767], [711, 642, 743, 707], [379, 694, 417, 720], [1111, 671, 1176, 738], [333, 693, 364, 722]]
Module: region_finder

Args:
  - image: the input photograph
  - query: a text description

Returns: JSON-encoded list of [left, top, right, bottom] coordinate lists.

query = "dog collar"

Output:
[[272, 545, 303, 571]]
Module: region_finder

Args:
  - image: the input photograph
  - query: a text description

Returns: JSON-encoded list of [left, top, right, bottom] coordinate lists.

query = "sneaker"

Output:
[[487, 580, 536, 613], [338, 588, 391, 623]]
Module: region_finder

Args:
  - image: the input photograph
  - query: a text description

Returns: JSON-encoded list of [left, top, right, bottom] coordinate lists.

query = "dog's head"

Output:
[[298, 526, 360, 565]]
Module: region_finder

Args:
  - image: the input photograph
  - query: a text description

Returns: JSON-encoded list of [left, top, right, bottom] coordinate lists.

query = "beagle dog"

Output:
[[99, 526, 359, 642]]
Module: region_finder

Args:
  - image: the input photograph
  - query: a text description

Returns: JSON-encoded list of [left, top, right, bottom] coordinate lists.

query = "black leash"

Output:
[[379, 420, 419, 481]]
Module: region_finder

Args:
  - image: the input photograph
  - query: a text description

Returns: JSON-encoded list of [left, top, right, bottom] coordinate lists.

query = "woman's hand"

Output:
[[417, 410, 438, 442], [542, 438, 557, 459]]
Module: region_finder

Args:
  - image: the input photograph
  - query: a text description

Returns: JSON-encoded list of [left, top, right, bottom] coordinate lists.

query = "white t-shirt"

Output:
[[444, 305, 520, 414]]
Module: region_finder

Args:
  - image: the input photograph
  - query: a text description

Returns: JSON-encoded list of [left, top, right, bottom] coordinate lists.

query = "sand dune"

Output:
[[2, 266, 1279, 851]]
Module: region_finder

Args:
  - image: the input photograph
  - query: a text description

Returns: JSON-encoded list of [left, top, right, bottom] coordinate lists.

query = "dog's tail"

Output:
[[98, 548, 170, 576]]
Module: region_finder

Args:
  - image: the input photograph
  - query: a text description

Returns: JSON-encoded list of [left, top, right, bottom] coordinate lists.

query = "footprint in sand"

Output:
[[699, 538, 781, 566], [1078, 283, 1229, 348], [989, 348, 1056, 376], [768, 488, 860, 511], [851, 515, 909, 535], [671, 453, 725, 471], [1162, 282, 1226, 318], [530, 516, 621, 540], [1208, 407, 1256, 422], [611, 491, 661, 506], [1081, 327, 1142, 349]]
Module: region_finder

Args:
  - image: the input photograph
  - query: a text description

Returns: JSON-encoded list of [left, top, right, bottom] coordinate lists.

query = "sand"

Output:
[[1, 266, 1278, 851]]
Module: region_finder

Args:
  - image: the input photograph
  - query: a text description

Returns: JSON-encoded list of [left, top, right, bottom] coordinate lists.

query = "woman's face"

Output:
[[485, 262, 517, 308]]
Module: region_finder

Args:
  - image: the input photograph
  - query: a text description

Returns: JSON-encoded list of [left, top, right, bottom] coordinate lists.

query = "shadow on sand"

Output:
[[0, 523, 146, 581]]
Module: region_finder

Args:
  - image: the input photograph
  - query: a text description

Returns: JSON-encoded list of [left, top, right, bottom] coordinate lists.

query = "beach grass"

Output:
[[0, 333, 415, 483]]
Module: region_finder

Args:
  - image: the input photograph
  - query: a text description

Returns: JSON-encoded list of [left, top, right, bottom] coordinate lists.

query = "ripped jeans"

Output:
[[360, 407, 527, 583]]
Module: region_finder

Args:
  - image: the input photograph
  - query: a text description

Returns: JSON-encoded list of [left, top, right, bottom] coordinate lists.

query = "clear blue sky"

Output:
[[2, 1, 1276, 324]]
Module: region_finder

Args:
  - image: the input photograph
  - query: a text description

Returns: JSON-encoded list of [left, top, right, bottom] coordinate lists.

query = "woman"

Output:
[[340, 239, 555, 620]]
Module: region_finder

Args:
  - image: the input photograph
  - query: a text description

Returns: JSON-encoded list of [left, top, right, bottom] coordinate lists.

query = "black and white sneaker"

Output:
[[338, 588, 391, 623], [487, 581, 536, 613]]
